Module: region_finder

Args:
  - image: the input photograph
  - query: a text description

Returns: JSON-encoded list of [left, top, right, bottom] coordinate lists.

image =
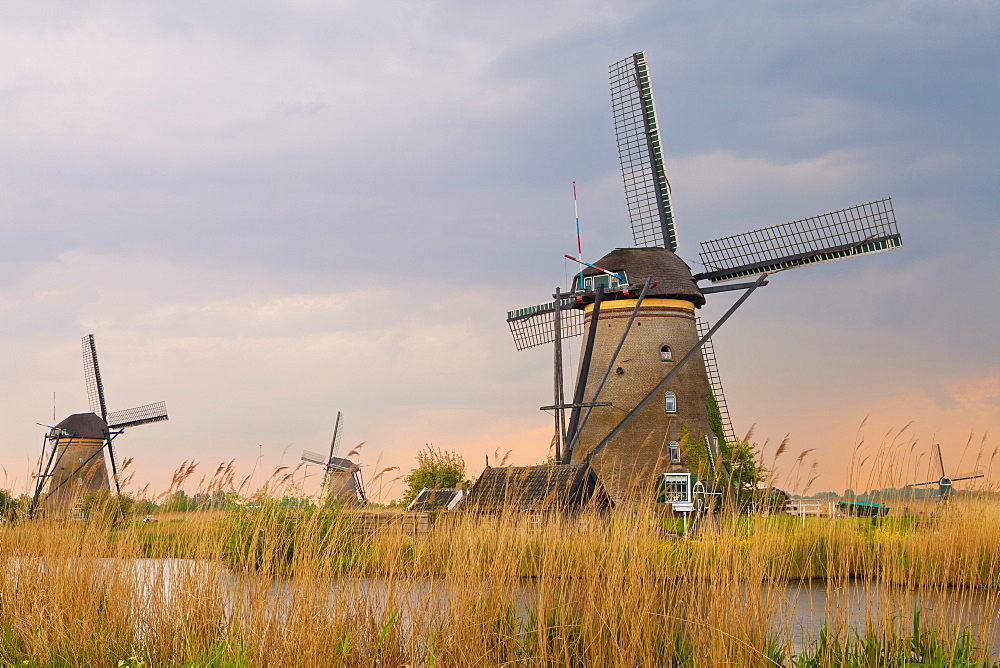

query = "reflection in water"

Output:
[[16, 558, 999, 654], [774, 579, 1000, 653]]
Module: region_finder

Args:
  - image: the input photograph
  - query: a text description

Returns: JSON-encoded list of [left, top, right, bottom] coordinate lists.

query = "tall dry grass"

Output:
[[1, 492, 1000, 665]]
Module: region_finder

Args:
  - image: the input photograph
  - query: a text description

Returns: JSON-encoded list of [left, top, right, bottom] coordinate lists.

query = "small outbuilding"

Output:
[[461, 464, 611, 513]]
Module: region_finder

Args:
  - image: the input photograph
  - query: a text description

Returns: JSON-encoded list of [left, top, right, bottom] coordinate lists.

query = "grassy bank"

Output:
[[0, 499, 998, 665]]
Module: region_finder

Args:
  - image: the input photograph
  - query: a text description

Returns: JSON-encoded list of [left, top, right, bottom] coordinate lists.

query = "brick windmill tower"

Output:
[[31, 335, 169, 519], [505, 52, 903, 507]]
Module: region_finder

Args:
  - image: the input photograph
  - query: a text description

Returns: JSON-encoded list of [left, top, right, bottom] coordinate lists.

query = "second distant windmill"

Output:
[[301, 411, 367, 505], [906, 444, 984, 500]]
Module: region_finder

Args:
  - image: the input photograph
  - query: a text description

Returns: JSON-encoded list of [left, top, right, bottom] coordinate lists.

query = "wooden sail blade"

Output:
[[905, 480, 939, 487], [697, 318, 738, 446], [301, 450, 328, 465], [106, 401, 169, 429], [506, 300, 584, 350], [696, 199, 900, 283], [610, 52, 676, 251], [82, 334, 108, 419]]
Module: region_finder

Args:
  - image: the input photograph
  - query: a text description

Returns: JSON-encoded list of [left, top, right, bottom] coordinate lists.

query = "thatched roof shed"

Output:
[[461, 464, 610, 512]]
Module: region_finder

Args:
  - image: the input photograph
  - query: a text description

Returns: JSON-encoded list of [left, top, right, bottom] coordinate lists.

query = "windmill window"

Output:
[[78, 457, 84, 463], [664, 391, 677, 413], [669, 441, 680, 463], [658, 473, 692, 503], [615, 366, 625, 375], [580, 271, 628, 292], [660, 345, 673, 361]]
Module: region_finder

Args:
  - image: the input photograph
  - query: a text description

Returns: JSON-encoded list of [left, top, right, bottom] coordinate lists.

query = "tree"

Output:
[[161, 490, 197, 512], [400, 446, 468, 506], [0, 489, 20, 521], [725, 440, 768, 492]]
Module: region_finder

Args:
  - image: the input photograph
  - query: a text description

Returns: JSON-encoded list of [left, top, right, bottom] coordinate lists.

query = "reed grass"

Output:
[[1, 491, 999, 666]]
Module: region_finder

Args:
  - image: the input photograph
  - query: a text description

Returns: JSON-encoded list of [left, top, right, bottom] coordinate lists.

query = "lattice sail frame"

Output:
[[106, 402, 169, 430], [82, 334, 108, 419], [82, 333, 170, 430], [610, 52, 676, 251], [696, 318, 737, 446], [506, 300, 584, 351], [697, 199, 900, 283], [301, 450, 329, 465]]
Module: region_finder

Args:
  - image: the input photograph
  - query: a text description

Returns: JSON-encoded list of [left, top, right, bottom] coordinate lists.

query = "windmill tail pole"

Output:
[[565, 276, 654, 462], [30, 432, 70, 519], [583, 273, 768, 468], [563, 256, 626, 281], [563, 285, 605, 464], [553, 286, 566, 462]]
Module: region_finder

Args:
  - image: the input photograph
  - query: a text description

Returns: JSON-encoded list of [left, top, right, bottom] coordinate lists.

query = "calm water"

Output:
[[14, 558, 1000, 654]]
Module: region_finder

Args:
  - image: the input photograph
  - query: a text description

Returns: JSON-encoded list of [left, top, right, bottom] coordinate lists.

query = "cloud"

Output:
[[947, 376, 1000, 416], [0, 249, 554, 497]]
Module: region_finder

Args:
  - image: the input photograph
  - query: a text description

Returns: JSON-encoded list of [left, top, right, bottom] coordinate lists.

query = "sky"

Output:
[[1, 0, 997, 501]]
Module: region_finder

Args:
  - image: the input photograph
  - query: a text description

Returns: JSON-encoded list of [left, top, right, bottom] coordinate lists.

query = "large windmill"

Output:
[[504, 52, 902, 508], [301, 411, 367, 506], [30, 335, 169, 519], [905, 444, 984, 500]]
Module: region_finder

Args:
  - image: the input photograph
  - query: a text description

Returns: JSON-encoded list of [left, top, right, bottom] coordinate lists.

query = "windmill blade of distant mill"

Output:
[[935, 443, 947, 478], [905, 480, 940, 488], [950, 472, 985, 482], [506, 300, 584, 351], [695, 199, 901, 283], [329, 411, 344, 461], [610, 52, 676, 251], [82, 334, 108, 420], [106, 402, 169, 430], [301, 450, 328, 465], [696, 318, 738, 445]]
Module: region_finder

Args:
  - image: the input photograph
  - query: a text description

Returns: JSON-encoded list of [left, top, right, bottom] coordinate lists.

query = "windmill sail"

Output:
[[610, 52, 676, 251], [696, 318, 737, 445], [696, 199, 900, 283], [329, 411, 344, 461], [106, 402, 169, 430], [506, 300, 585, 351], [301, 450, 329, 466], [82, 334, 108, 419]]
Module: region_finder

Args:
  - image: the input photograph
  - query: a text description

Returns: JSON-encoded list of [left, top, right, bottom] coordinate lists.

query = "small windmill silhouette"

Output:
[[906, 444, 984, 499], [301, 411, 367, 505]]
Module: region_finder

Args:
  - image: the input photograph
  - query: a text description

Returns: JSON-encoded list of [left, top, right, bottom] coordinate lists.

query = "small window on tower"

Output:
[[664, 391, 677, 413], [660, 345, 672, 361], [669, 441, 680, 463]]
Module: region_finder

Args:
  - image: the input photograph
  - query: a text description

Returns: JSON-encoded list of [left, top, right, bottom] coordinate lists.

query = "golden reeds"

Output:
[[1, 497, 998, 665], [2, 455, 1000, 665]]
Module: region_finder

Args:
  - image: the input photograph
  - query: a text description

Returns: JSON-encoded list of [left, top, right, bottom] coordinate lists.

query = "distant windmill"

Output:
[[30, 335, 169, 519], [504, 51, 903, 508], [905, 444, 984, 499], [301, 411, 367, 505]]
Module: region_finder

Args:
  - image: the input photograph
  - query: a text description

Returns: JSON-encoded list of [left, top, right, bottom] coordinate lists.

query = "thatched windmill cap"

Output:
[[54, 413, 108, 439], [583, 247, 705, 307]]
